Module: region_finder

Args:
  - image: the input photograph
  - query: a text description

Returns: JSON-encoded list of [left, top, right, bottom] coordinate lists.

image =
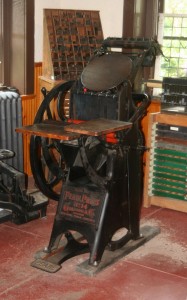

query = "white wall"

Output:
[[34, 0, 124, 62]]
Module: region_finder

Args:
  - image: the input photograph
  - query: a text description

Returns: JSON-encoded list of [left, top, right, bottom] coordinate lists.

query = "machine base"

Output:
[[77, 225, 160, 276], [31, 225, 160, 275], [0, 189, 48, 224], [31, 232, 89, 273]]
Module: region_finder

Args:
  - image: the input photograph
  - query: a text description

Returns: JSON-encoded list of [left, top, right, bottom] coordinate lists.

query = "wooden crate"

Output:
[[143, 112, 187, 213], [42, 9, 103, 81]]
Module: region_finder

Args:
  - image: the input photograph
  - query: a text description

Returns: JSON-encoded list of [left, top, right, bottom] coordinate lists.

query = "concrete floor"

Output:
[[0, 187, 187, 299]]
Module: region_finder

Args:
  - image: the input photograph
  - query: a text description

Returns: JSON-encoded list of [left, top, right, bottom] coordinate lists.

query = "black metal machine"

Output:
[[0, 149, 48, 224], [17, 38, 160, 272], [161, 77, 187, 114], [0, 86, 48, 224]]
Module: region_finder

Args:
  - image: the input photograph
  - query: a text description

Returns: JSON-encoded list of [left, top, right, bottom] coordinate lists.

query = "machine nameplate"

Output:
[[61, 185, 106, 226]]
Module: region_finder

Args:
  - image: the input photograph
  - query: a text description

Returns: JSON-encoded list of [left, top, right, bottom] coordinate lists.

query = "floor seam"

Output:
[[0, 273, 41, 297], [125, 260, 187, 280], [141, 207, 163, 219], [2, 223, 48, 239]]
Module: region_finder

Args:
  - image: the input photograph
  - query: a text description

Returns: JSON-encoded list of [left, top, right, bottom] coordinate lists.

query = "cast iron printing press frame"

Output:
[[17, 38, 160, 274]]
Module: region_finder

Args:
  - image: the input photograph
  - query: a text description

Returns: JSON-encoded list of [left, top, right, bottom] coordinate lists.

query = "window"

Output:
[[155, 0, 187, 80]]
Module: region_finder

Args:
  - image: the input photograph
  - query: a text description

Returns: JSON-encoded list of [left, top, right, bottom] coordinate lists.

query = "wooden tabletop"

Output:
[[64, 119, 132, 136], [16, 119, 132, 140], [16, 122, 80, 141]]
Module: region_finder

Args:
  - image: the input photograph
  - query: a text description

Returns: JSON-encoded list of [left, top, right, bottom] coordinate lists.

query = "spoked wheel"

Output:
[[30, 81, 75, 201]]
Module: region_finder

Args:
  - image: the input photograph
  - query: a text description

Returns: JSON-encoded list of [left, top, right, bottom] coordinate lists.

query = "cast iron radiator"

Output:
[[0, 88, 23, 173]]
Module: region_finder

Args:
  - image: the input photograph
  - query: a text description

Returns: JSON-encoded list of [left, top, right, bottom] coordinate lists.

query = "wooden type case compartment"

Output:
[[43, 9, 103, 81], [144, 112, 187, 213]]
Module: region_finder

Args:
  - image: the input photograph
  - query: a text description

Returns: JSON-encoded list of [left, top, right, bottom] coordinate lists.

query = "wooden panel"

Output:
[[150, 195, 187, 213], [141, 99, 161, 170], [19, 62, 43, 176], [39, 76, 70, 118], [143, 112, 156, 208], [21, 62, 66, 175], [34, 62, 42, 106], [21, 93, 38, 175], [39, 76, 64, 102], [154, 113, 187, 127], [141, 99, 161, 143], [22, 94, 38, 126]]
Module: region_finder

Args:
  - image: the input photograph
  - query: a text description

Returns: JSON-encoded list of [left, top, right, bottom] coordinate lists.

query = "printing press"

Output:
[[17, 38, 160, 273]]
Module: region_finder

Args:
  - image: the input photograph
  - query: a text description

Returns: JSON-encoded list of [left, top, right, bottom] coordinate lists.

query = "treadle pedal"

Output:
[[31, 259, 61, 273], [0, 209, 12, 223]]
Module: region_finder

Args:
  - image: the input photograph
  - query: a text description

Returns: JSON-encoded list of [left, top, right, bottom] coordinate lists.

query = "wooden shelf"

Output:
[[143, 112, 187, 213], [146, 79, 162, 89]]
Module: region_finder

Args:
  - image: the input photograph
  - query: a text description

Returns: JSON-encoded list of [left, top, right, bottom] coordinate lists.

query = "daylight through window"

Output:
[[155, 1, 187, 80]]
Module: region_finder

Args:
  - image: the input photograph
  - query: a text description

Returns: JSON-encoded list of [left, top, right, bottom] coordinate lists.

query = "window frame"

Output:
[[0, 0, 34, 94], [155, 12, 187, 80]]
